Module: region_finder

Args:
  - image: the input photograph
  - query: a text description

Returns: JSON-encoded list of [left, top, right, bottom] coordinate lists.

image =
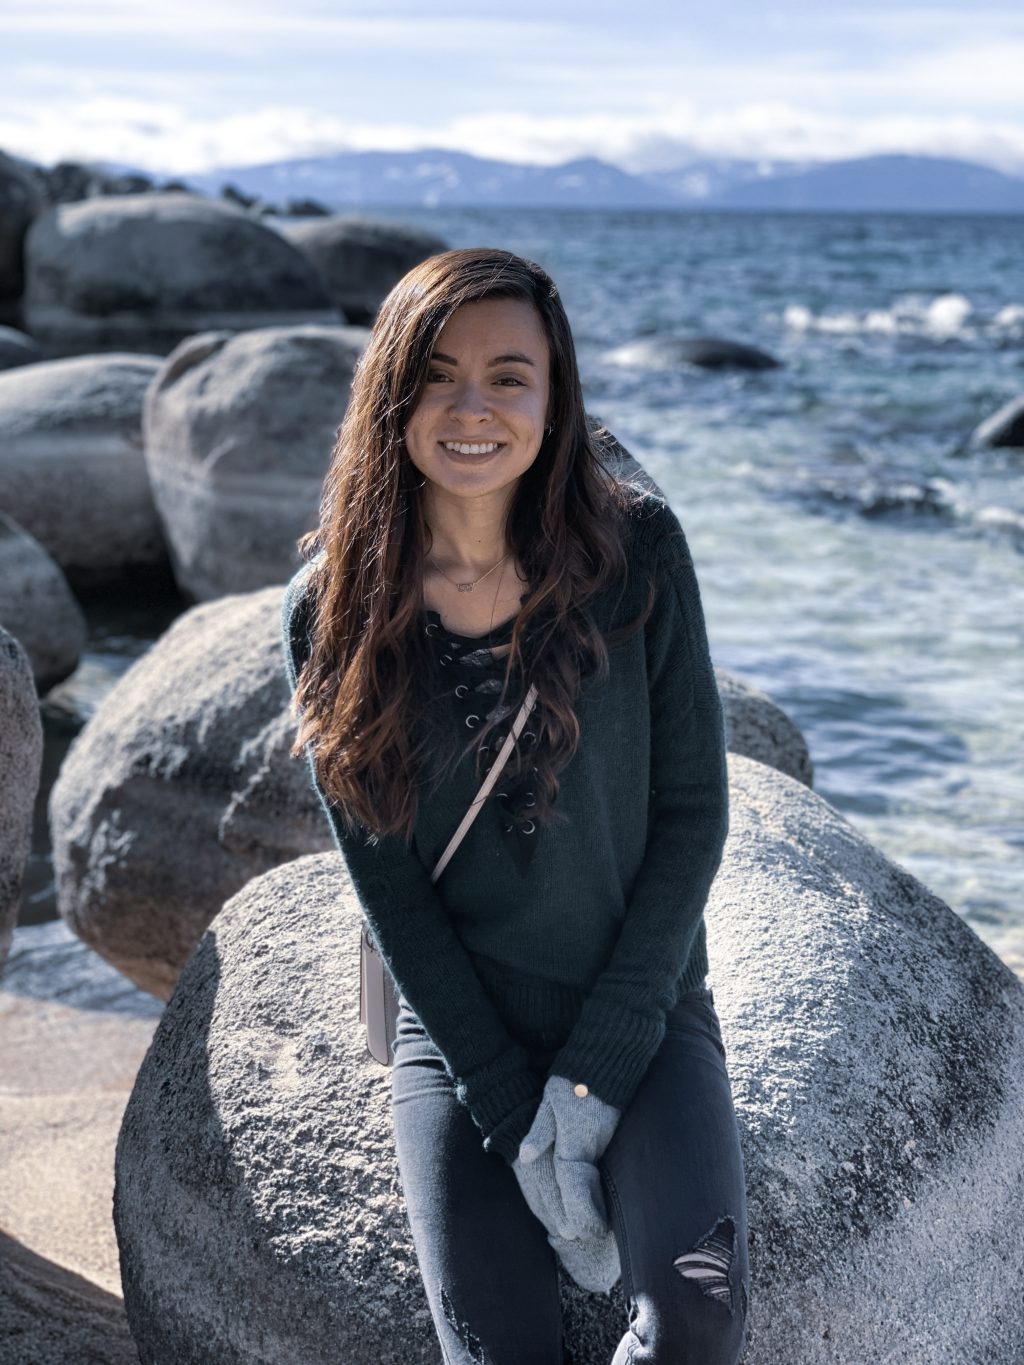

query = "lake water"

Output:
[[25, 208, 1024, 980]]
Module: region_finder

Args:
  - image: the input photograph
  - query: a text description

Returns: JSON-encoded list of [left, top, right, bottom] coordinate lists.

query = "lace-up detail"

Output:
[[423, 607, 540, 872]]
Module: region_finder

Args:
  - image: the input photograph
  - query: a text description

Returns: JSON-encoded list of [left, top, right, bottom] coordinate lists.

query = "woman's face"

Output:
[[403, 296, 552, 506]]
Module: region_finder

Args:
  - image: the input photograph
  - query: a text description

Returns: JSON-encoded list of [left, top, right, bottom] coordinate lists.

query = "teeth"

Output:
[[443, 442, 500, 455]]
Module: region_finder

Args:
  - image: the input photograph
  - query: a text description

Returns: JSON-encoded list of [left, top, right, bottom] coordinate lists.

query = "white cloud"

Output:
[[4, 96, 1024, 180], [2, 0, 545, 42], [4, 3, 1024, 176]]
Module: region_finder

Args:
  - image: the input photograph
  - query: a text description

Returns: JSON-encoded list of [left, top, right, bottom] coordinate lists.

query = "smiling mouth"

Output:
[[440, 441, 505, 456]]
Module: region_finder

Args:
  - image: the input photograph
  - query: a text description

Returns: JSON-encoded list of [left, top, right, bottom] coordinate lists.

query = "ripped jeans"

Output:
[[390, 983, 751, 1365]]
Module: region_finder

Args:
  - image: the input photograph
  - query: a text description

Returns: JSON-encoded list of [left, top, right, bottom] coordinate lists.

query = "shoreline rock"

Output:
[[143, 323, 369, 600], [0, 512, 87, 690], [0, 625, 42, 969], [22, 192, 342, 357], [112, 754, 1024, 1362], [0, 352, 169, 593]]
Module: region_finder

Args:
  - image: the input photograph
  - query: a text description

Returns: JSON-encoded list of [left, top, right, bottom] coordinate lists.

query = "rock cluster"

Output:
[[0, 625, 42, 969]]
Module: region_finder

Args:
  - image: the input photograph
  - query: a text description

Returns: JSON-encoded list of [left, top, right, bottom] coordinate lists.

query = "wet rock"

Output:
[[143, 323, 369, 600], [112, 755, 1024, 1362], [48, 586, 329, 998], [22, 192, 341, 357], [0, 626, 42, 969], [788, 468, 957, 521], [970, 394, 1024, 449], [0, 512, 87, 690], [0, 324, 42, 371], [606, 336, 782, 371], [279, 216, 448, 324]]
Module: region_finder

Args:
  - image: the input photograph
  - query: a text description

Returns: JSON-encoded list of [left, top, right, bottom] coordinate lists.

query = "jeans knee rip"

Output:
[[440, 1283, 491, 1364], [672, 1214, 747, 1318]]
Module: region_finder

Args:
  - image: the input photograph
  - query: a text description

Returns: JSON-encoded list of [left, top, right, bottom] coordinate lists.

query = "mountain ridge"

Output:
[[102, 148, 1024, 214]]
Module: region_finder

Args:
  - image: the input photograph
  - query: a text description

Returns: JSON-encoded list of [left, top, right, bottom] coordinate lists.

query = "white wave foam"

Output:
[[783, 292, 981, 341], [994, 304, 1024, 334]]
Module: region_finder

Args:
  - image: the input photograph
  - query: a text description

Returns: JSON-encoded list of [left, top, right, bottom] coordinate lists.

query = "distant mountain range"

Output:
[[142, 150, 1024, 214]]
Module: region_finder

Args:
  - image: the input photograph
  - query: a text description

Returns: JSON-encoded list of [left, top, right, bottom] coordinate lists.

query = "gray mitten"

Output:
[[516, 1074, 621, 1240], [548, 1226, 622, 1293], [512, 1146, 576, 1241]]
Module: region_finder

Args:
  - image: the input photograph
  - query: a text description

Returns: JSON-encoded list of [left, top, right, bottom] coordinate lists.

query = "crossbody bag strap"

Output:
[[430, 682, 539, 884]]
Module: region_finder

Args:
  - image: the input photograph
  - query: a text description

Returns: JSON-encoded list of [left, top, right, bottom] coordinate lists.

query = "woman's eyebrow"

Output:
[[430, 350, 536, 367]]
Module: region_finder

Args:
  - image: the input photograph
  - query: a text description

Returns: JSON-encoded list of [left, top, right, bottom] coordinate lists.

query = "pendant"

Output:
[[457, 583, 473, 592]]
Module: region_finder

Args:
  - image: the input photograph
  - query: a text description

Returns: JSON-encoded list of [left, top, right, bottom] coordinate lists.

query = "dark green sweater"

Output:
[[280, 490, 729, 1164]]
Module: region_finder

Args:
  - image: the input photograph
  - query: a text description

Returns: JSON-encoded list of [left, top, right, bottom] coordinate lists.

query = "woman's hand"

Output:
[[514, 1074, 621, 1239], [547, 1226, 622, 1293], [512, 1146, 579, 1241]]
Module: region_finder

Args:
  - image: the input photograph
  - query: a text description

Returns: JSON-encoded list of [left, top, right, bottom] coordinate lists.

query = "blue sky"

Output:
[[4, 0, 1024, 175]]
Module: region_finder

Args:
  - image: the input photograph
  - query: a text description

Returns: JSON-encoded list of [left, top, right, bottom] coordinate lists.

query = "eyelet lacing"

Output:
[[423, 610, 542, 843]]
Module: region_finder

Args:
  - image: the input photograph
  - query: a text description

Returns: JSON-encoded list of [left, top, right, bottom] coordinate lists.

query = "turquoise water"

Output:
[[30, 209, 1023, 979]]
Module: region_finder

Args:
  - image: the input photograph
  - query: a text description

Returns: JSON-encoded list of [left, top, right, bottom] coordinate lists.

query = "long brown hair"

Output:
[[288, 247, 656, 845]]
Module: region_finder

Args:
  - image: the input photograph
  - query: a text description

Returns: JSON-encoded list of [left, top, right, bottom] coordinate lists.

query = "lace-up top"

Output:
[[281, 490, 727, 1165], [422, 602, 541, 874]]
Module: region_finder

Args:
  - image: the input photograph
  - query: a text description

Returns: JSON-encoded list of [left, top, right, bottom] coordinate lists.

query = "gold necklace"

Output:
[[428, 551, 512, 593]]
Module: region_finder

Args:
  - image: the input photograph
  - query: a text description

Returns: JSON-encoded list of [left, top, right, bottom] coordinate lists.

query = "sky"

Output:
[[4, 0, 1024, 177]]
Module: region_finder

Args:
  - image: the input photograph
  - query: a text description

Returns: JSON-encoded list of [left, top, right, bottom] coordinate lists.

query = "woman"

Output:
[[281, 248, 750, 1364]]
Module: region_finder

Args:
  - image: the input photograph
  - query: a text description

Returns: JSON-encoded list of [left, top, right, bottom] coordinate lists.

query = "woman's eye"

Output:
[[425, 371, 525, 387]]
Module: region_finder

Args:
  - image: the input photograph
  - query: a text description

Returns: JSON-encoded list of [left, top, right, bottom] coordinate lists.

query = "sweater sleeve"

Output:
[[279, 567, 544, 1165], [546, 513, 730, 1115]]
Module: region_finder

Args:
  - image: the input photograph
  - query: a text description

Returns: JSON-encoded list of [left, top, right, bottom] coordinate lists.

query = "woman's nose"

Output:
[[447, 380, 492, 421]]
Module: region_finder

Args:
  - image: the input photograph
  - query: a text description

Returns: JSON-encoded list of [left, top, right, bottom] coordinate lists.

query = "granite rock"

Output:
[[0, 625, 42, 969], [278, 216, 448, 324], [22, 192, 340, 357], [112, 755, 1024, 1362], [48, 586, 328, 998], [0, 352, 167, 592], [143, 323, 369, 600], [0, 511, 87, 690]]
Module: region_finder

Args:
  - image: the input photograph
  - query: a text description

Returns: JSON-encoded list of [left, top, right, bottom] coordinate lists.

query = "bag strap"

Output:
[[431, 682, 539, 884]]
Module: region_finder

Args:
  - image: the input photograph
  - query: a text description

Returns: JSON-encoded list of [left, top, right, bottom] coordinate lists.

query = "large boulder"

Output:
[[0, 512, 87, 691], [0, 626, 42, 969], [0, 150, 45, 328], [48, 577, 806, 1002], [22, 192, 341, 357], [278, 216, 448, 324], [0, 352, 168, 593], [142, 324, 369, 601], [112, 755, 1024, 1363], [48, 586, 328, 999]]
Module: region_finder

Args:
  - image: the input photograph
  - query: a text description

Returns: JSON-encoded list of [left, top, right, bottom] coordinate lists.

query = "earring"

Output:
[[544, 423, 555, 435]]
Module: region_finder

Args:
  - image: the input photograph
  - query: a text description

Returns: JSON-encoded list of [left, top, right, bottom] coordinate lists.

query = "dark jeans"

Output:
[[390, 983, 751, 1365]]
